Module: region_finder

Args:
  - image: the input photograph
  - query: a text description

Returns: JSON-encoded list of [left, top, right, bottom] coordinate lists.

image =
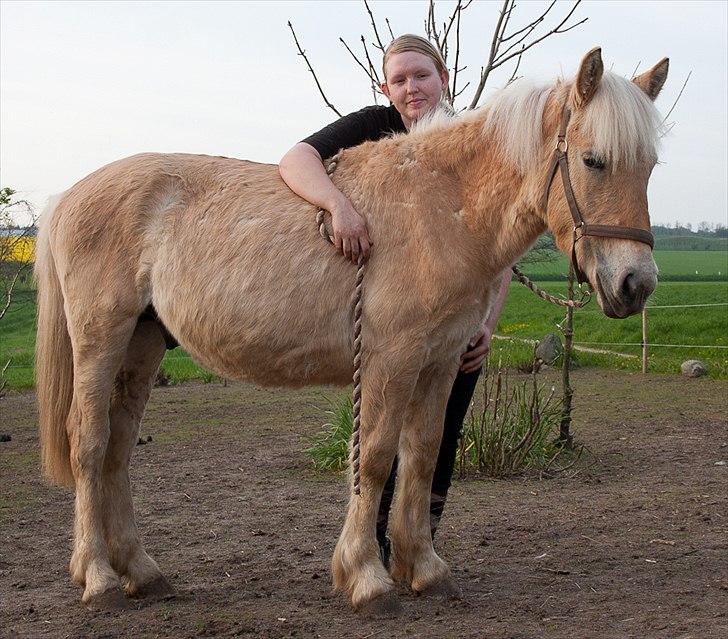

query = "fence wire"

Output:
[[3, 301, 727, 371]]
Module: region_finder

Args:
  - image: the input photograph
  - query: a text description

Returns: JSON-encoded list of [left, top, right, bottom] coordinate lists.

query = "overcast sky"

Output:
[[1, 0, 726, 227]]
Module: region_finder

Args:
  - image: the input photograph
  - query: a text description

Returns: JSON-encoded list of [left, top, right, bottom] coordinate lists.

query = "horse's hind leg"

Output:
[[66, 313, 138, 607], [103, 320, 170, 598], [388, 363, 460, 597]]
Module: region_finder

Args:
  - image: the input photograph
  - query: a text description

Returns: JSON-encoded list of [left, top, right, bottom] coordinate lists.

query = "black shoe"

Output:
[[378, 536, 391, 570]]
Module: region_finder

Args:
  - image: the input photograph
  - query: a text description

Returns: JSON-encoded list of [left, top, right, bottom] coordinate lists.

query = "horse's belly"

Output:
[[198, 336, 354, 388], [154, 280, 355, 387]]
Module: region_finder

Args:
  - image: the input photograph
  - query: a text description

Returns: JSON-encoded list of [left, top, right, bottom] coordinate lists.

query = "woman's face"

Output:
[[381, 51, 448, 129]]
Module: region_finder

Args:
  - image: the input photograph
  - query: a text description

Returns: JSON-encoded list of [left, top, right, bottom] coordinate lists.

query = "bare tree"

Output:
[[288, 0, 587, 114], [1, 187, 37, 397], [468, 0, 586, 108], [0, 187, 36, 321]]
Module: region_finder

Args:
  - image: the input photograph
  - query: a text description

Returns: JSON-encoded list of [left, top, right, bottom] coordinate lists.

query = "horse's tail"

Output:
[[35, 194, 75, 488]]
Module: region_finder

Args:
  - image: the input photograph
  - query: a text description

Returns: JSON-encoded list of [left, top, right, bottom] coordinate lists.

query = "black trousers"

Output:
[[376, 366, 482, 544]]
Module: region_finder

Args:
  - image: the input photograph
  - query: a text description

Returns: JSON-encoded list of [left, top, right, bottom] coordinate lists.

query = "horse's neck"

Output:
[[338, 115, 547, 280], [409, 116, 548, 277]]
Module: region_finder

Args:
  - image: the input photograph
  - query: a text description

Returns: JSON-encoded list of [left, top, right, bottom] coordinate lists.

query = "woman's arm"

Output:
[[279, 142, 371, 263]]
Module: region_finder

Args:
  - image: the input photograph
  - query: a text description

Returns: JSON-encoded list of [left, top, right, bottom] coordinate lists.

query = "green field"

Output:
[[492, 280, 728, 377], [2, 251, 728, 389], [519, 250, 728, 281]]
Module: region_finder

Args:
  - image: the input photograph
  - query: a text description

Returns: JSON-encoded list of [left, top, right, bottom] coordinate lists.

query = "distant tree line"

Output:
[[652, 222, 728, 238], [526, 224, 728, 258]]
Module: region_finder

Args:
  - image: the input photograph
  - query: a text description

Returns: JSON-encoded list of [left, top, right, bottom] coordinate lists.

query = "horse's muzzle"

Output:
[[596, 267, 657, 319]]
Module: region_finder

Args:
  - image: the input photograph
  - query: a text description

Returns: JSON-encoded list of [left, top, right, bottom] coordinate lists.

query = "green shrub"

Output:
[[305, 395, 353, 471], [458, 363, 564, 478]]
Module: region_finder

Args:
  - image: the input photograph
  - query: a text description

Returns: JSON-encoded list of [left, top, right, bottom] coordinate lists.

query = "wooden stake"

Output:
[[642, 307, 648, 374], [559, 265, 575, 447]]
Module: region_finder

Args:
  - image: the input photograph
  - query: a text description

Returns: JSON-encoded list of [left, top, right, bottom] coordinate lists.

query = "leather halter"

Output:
[[541, 105, 655, 284]]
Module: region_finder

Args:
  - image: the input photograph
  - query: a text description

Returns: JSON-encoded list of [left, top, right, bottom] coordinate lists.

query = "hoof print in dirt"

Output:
[[358, 591, 402, 619], [84, 587, 129, 611], [129, 576, 175, 600], [417, 577, 462, 601]]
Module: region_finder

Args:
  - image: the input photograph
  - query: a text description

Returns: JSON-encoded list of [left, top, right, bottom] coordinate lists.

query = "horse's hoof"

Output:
[[417, 577, 462, 601], [84, 586, 129, 611], [128, 575, 175, 599], [358, 591, 402, 618]]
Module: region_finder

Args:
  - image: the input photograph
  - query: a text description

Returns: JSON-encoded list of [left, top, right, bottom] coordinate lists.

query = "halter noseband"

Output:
[[542, 105, 655, 284]]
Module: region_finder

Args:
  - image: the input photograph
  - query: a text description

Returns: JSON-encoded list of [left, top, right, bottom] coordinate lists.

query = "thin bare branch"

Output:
[[385, 18, 394, 41], [661, 70, 691, 125], [360, 35, 381, 86], [426, 0, 436, 43], [493, 3, 587, 71], [498, 0, 555, 60], [501, 0, 555, 42], [498, 0, 517, 43], [441, 0, 466, 45], [661, 121, 676, 137], [450, 2, 463, 106], [454, 80, 471, 98], [469, 0, 510, 108], [507, 46, 525, 84], [360, 35, 382, 101], [469, 0, 586, 109], [363, 0, 386, 52], [499, 21, 539, 60], [1, 265, 26, 321], [287, 21, 342, 117], [340, 37, 380, 88]]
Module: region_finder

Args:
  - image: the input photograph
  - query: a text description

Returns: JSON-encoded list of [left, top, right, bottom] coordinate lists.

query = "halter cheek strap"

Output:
[[542, 106, 655, 284]]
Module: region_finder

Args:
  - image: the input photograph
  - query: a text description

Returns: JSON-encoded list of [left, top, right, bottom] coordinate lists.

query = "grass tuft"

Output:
[[304, 395, 353, 472]]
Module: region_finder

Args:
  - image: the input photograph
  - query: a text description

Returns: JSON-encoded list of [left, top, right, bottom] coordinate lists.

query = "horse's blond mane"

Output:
[[581, 71, 664, 170], [480, 80, 553, 174], [408, 70, 664, 175]]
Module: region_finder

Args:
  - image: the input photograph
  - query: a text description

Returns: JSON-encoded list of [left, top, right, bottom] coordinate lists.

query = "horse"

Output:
[[35, 48, 668, 614]]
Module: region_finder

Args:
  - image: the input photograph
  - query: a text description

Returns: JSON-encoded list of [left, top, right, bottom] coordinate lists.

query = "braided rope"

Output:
[[511, 264, 591, 309], [316, 155, 364, 495]]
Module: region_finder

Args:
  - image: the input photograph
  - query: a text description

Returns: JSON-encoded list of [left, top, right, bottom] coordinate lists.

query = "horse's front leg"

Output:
[[331, 348, 423, 615], [388, 360, 460, 597]]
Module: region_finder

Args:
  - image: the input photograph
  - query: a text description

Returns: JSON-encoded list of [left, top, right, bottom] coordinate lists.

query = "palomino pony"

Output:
[[35, 48, 668, 613]]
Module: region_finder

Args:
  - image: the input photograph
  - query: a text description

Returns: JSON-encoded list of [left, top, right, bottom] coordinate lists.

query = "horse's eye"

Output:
[[583, 154, 605, 170]]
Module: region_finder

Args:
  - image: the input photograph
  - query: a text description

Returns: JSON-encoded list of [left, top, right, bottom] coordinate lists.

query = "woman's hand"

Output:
[[330, 195, 372, 264], [279, 143, 372, 264], [460, 324, 493, 373]]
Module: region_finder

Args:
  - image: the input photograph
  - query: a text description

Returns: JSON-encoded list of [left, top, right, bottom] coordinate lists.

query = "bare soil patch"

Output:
[[1, 369, 727, 638]]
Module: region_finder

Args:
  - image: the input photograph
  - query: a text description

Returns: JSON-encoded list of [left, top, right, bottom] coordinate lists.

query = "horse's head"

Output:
[[544, 48, 668, 318]]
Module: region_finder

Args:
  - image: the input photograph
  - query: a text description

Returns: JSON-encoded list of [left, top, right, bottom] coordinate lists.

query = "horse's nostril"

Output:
[[621, 272, 637, 300]]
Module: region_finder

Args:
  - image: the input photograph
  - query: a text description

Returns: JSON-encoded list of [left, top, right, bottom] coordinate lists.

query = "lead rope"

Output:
[[316, 154, 364, 496], [511, 264, 591, 309]]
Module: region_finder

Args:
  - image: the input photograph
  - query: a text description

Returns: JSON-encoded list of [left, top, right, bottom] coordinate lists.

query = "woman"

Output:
[[279, 34, 511, 564]]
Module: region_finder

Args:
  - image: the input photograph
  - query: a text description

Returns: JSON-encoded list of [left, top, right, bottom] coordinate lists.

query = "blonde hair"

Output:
[[382, 34, 448, 80]]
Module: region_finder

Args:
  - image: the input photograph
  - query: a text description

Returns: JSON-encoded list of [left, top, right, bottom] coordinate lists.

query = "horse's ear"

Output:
[[571, 47, 604, 108], [633, 58, 669, 101]]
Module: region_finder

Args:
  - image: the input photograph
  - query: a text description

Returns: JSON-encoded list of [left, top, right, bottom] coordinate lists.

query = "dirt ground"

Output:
[[1, 368, 727, 639]]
